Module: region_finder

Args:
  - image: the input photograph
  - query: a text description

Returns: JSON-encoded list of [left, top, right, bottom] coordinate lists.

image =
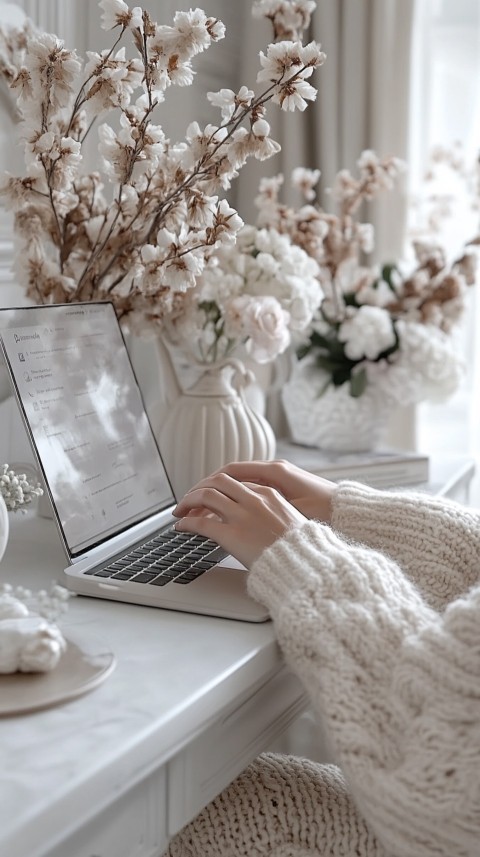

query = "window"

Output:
[[409, 0, 480, 468]]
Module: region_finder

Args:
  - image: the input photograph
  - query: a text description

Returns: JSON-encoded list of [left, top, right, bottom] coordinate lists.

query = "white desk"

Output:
[[0, 454, 475, 857], [0, 514, 307, 857]]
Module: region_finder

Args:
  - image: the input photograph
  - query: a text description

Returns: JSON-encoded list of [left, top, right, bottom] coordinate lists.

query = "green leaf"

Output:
[[375, 322, 400, 361], [332, 365, 353, 387], [380, 263, 400, 292], [198, 300, 221, 322], [315, 376, 334, 398], [349, 368, 368, 398], [327, 337, 349, 359], [296, 343, 312, 360], [314, 354, 339, 373], [309, 330, 333, 350]]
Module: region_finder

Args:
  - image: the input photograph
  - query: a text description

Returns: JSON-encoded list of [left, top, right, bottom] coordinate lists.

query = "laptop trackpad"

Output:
[[217, 555, 246, 571]]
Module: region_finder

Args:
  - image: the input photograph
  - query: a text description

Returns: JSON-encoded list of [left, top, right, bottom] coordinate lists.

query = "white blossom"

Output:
[[24, 33, 81, 109], [99, 0, 143, 31], [0, 464, 43, 512], [357, 222, 374, 253], [338, 305, 396, 361], [235, 295, 291, 363], [291, 166, 320, 200], [252, 0, 316, 41], [367, 320, 465, 406], [274, 76, 316, 111], [207, 88, 237, 121], [84, 48, 144, 114]]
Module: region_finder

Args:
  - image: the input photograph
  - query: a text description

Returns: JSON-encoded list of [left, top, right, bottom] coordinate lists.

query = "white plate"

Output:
[[0, 632, 116, 716]]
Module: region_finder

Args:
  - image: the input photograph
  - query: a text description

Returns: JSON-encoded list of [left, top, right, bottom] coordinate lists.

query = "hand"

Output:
[[172, 472, 308, 568], [202, 459, 337, 523]]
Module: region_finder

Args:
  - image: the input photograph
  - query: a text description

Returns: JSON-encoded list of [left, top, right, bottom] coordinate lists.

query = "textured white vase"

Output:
[[159, 358, 276, 499], [282, 357, 388, 453], [0, 495, 9, 563]]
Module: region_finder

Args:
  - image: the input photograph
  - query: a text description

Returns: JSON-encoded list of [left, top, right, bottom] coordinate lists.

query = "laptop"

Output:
[[0, 302, 269, 622]]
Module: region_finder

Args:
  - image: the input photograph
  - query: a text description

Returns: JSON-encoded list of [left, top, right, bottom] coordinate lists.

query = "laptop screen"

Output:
[[0, 302, 175, 556]]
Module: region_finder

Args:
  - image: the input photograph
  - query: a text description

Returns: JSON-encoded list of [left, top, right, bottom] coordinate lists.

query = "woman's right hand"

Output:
[[173, 473, 308, 568], [195, 459, 337, 524]]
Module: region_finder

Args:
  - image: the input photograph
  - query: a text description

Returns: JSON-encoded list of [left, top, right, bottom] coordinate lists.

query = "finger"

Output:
[[174, 513, 224, 544], [182, 461, 280, 495], [220, 460, 297, 495], [220, 460, 281, 483], [174, 474, 256, 517], [185, 508, 220, 520], [180, 469, 250, 499], [173, 487, 234, 519], [243, 481, 279, 497]]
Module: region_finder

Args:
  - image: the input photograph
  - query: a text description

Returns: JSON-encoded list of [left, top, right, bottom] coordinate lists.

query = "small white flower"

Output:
[[252, 0, 317, 41], [213, 199, 244, 243], [357, 222, 375, 253], [171, 9, 215, 58], [141, 243, 163, 264], [99, 0, 142, 31], [274, 77, 317, 111], [338, 305, 396, 361], [356, 276, 394, 308], [0, 464, 43, 512], [257, 41, 303, 83], [252, 118, 271, 137], [207, 88, 237, 121], [291, 166, 320, 200]]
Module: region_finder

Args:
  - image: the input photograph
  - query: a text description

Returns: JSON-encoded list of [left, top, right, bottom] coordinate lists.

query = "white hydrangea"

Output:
[[338, 305, 396, 361], [367, 320, 465, 406]]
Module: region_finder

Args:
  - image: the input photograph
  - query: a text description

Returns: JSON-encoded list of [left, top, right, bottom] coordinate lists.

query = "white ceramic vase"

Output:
[[159, 357, 276, 499], [0, 494, 9, 563], [281, 356, 388, 453]]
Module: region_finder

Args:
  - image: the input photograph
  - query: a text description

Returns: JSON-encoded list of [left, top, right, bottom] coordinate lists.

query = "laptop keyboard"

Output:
[[83, 527, 228, 586]]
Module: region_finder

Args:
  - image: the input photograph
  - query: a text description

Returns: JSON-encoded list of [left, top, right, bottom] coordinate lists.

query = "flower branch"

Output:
[[0, 0, 325, 333]]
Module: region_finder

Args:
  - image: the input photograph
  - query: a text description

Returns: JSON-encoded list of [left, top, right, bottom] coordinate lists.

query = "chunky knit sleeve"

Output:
[[330, 481, 480, 609], [247, 521, 480, 857]]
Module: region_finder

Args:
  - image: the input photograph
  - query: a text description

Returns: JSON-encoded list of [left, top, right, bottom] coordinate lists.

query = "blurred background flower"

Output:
[[256, 151, 477, 409]]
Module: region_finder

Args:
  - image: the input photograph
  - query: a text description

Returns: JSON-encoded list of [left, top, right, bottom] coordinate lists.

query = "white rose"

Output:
[[230, 295, 290, 363]]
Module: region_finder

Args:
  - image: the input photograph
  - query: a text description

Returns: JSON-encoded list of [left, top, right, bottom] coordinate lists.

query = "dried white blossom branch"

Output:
[[0, 0, 326, 335]]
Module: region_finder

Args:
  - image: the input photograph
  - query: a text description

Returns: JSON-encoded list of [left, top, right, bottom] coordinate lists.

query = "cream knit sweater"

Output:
[[166, 483, 480, 857]]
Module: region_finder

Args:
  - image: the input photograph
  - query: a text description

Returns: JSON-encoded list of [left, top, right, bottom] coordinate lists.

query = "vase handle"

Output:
[[216, 358, 255, 396]]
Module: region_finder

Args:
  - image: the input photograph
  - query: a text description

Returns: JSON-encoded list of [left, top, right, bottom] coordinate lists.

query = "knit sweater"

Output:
[[166, 482, 480, 857]]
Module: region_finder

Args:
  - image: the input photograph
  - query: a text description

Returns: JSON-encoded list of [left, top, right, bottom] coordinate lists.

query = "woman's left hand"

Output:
[[173, 472, 308, 568]]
